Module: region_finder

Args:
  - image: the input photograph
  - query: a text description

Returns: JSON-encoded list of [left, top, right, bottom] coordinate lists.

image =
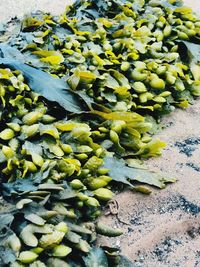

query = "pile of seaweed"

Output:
[[0, 0, 199, 266]]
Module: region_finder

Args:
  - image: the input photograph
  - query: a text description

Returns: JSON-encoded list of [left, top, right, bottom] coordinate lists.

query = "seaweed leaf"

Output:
[[33, 50, 64, 65], [0, 58, 87, 114], [92, 110, 144, 122], [103, 157, 176, 189], [83, 247, 108, 267], [2, 178, 39, 197], [177, 41, 200, 81], [0, 213, 16, 265], [116, 255, 134, 267], [0, 247, 16, 265], [178, 41, 200, 63]]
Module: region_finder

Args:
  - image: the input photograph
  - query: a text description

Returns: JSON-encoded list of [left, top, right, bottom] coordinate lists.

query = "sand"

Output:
[[0, 0, 200, 266]]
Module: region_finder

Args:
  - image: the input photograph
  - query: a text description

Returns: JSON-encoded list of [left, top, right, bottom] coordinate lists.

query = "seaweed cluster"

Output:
[[0, 0, 199, 266]]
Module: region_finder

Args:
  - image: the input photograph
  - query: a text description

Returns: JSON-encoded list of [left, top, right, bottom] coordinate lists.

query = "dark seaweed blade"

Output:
[[0, 58, 86, 114], [177, 41, 200, 64], [103, 157, 176, 189], [83, 248, 108, 267], [0, 247, 16, 265], [0, 213, 16, 266], [116, 255, 135, 267], [0, 43, 25, 61], [177, 41, 200, 81], [2, 178, 39, 197]]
